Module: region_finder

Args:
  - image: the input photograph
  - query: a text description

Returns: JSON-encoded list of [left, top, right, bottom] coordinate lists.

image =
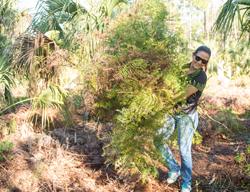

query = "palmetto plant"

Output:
[[8, 29, 60, 98], [30, 85, 74, 130], [214, 0, 250, 38], [8, 30, 75, 130]]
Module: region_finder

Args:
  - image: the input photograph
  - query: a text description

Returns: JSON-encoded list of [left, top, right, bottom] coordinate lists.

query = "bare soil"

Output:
[[0, 76, 250, 192]]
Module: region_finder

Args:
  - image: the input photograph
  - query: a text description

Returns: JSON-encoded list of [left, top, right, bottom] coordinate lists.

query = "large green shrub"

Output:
[[84, 0, 189, 181]]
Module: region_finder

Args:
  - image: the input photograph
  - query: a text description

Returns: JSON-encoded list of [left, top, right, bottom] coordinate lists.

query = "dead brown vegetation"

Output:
[[0, 76, 250, 192]]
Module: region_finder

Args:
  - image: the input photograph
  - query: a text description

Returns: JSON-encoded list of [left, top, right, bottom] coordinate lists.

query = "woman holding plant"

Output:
[[154, 46, 211, 192]]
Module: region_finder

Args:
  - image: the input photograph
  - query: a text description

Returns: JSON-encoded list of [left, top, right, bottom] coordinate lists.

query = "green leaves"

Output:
[[33, 0, 88, 39], [0, 0, 21, 35], [0, 55, 15, 102]]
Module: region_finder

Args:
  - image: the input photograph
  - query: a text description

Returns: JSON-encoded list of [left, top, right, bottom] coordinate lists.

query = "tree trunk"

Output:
[[221, 32, 225, 52], [184, 0, 187, 40], [204, 11, 207, 40], [211, 1, 213, 40], [169, 0, 172, 27]]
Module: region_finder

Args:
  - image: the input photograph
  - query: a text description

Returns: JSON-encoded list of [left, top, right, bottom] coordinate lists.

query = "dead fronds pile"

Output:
[[0, 121, 139, 192]]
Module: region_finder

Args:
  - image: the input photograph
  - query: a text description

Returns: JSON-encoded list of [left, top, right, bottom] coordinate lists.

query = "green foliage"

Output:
[[235, 152, 245, 163], [192, 131, 203, 145], [0, 140, 14, 162], [235, 146, 250, 177], [85, 0, 189, 181]]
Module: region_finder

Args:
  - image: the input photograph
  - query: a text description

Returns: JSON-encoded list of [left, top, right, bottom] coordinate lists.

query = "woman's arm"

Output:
[[176, 85, 198, 102]]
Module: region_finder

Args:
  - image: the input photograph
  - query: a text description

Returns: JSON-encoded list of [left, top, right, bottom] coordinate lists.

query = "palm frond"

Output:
[[32, 0, 88, 39], [235, 0, 250, 6], [105, 0, 126, 17], [213, 0, 250, 38]]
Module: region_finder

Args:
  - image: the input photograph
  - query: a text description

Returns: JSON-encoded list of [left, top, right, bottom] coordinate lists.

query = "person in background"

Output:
[[235, 66, 241, 78], [154, 46, 211, 192]]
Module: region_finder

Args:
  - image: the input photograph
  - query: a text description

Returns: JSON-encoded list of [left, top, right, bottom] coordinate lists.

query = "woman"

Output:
[[154, 46, 211, 192]]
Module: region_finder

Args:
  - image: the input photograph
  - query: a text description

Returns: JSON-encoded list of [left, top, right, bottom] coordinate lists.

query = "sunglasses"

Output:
[[195, 55, 209, 65]]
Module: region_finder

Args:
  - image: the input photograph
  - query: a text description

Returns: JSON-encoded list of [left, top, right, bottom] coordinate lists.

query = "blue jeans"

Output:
[[154, 111, 198, 186]]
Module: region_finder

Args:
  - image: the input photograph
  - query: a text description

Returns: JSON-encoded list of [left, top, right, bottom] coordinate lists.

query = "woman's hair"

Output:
[[194, 45, 211, 72]]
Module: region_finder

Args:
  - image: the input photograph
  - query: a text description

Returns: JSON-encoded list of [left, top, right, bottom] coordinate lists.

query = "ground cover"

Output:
[[0, 75, 249, 192]]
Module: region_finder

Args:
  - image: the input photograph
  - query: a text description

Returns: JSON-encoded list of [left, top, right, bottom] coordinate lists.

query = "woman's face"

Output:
[[191, 51, 210, 70]]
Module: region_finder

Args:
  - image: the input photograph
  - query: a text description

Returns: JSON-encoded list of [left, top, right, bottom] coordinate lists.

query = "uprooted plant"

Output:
[[82, 0, 191, 181]]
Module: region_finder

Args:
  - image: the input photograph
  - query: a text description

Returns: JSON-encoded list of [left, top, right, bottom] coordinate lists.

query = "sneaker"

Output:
[[181, 184, 192, 192], [166, 170, 181, 184]]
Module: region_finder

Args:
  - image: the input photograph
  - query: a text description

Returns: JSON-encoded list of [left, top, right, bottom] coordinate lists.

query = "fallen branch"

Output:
[[208, 173, 216, 185], [117, 91, 150, 94], [199, 104, 233, 134], [64, 162, 103, 169], [0, 151, 8, 162], [204, 112, 233, 134]]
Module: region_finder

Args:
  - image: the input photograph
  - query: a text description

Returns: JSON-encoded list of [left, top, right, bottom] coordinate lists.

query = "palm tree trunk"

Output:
[[221, 32, 226, 52]]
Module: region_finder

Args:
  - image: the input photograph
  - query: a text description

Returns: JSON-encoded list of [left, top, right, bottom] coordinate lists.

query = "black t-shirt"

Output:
[[177, 66, 207, 114]]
